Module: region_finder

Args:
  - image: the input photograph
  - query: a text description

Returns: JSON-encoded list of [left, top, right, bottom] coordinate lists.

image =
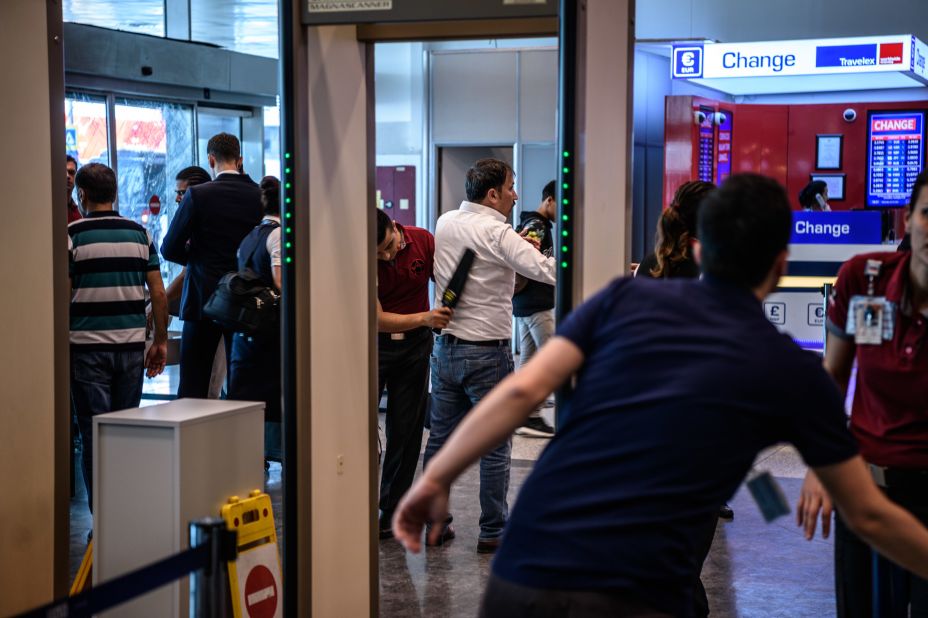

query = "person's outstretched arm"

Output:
[[392, 336, 584, 552], [376, 298, 453, 333], [816, 455, 928, 580]]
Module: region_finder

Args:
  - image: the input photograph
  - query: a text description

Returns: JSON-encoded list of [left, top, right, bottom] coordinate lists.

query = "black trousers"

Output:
[[835, 483, 928, 618], [692, 514, 717, 618], [178, 318, 234, 399], [377, 330, 432, 517], [479, 575, 673, 618]]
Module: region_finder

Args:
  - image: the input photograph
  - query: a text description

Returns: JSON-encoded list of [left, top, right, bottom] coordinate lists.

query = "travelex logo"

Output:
[[672, 46, 703, 78], [815, 42, 904, 68]]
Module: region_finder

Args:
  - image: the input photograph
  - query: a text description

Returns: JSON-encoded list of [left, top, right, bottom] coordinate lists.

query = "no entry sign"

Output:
[[235, 542, 282, 618]]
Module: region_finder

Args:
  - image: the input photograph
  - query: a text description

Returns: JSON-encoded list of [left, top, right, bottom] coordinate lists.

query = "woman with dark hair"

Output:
[[228, 176, 283, 463], [637, 180, 715, 279], [798, 179, 831, 211], [798, 170, 928, 617], [635, 179, 721, 618]]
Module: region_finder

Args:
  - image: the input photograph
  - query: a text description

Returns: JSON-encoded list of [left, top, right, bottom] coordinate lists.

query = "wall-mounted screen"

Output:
[[867, 110, 925, 207], [697, 106, 715, 183], [716, 109, 733, 186]]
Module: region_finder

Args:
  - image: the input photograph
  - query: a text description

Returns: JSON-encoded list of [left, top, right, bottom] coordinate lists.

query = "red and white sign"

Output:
[[236, 543, 282, 618], [879, 42, 904, 65], [148, 194, 161, 216], [872, 117, 917, 132]]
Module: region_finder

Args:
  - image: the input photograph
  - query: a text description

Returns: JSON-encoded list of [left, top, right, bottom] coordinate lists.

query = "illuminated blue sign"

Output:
[[790, 211, 882, 245], [65, 128, 78, 157], [815, 44, 877, 68], [672, 45, 703, 78]]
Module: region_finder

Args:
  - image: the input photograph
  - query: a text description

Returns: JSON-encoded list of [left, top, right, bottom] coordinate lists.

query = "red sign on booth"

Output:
[[148, 194, 161, 216]]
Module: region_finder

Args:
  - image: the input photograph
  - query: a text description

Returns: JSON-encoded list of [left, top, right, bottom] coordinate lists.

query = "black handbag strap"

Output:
[[243, 220, 280, 272]]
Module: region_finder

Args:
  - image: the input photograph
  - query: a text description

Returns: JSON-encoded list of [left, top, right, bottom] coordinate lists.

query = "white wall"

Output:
[[0, 1, 69, 612], [306, 24, 375, 617], [637, 0, 928, 43]]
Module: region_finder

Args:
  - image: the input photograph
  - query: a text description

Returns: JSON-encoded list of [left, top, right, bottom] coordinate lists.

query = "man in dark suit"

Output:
[[161, 133, 263, 397]]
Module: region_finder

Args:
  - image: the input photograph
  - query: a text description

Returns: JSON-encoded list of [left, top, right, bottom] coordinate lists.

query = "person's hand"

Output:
[[145, 341, 167, 378], [423, 307, 453, 329], [797, 469, 833, 540], [392, 475, 450, 553], [520, 229, 541, 251]]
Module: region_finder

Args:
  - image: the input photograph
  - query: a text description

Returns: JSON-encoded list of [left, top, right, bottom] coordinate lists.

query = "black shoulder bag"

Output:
[[203, 222, 280, 336]]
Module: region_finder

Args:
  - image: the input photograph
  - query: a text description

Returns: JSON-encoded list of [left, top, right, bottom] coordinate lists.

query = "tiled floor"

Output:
[[70, 429, 836, 617], [376, 443, 836, 618]]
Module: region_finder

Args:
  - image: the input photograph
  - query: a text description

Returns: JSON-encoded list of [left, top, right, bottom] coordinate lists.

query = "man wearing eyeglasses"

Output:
[[374, 208, 452, 540]]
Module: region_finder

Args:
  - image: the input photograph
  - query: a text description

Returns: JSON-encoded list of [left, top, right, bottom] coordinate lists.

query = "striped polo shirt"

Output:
[[68, 211, 159, 350]]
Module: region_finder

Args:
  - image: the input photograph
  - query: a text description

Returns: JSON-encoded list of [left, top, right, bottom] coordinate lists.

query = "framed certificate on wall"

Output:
[[816, 134, 843, 170], [810, 173, 846, 201]]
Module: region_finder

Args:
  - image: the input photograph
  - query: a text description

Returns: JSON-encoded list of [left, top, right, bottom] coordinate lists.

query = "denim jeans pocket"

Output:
[[463, 348, 511, 393]]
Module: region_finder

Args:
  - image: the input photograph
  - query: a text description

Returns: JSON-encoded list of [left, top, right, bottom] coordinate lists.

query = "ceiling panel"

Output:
[[190, 0, 278, 59], [64, 0, 164, 37], [64, 0, 279, 59]]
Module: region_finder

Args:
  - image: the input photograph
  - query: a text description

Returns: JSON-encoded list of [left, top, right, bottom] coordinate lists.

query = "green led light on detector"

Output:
[[285, 227, 292, 234], [285, 182, 292, 189], [285, 212, 292, 219], [285, 167, 291, 174], [562, 183, 569, 190], [285, 256, 292, 263], [285, 242, 292, 249], [561, 261, 569, 268], [562, 167, 569, 174], [562, 151, 570, 158], [561, 246, 568, 253], [562, 198, 569, 205], [562, 214, 569, 221], [562, 230, 568, 237], [285, 197, 292, 204], [285, 153, 291, 159]]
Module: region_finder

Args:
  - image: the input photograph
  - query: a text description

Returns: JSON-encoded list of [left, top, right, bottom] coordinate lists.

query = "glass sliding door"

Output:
[[197, 108, 244, 169], [65, 93, 109, 170], [114, 98, 195, 288]]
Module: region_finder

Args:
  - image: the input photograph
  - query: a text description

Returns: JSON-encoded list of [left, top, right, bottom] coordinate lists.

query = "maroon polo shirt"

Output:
[[827, 251, 928, 468], [68, 198, 82, 224], [377, 224, 433, 315]]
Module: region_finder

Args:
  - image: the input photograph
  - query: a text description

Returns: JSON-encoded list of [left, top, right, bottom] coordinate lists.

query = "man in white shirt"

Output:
[[423, 158, 556, 554]]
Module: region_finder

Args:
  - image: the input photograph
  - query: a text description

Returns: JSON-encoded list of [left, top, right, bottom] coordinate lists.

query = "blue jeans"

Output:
[[423, 337, 513, 540], [71, 348, 144, 511]]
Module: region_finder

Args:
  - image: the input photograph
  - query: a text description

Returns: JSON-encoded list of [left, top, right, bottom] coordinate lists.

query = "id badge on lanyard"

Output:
[[845, 260, 896, 345]]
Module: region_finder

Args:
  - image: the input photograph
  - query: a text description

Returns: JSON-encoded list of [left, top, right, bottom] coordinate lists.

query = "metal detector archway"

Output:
[[277, 1, 633, 614]]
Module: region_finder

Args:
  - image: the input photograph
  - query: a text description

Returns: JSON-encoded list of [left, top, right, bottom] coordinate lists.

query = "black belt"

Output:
[[870, 464, 928, 489], [439, 334, 508, 347]]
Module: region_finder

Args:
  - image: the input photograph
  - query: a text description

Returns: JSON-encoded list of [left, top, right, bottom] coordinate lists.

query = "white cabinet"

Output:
[[93, 399, 264, 617]]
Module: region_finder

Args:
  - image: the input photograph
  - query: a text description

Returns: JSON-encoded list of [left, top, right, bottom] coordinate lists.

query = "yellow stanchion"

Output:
[[221, 490, 282, 618], [70, 540, 93, 596]]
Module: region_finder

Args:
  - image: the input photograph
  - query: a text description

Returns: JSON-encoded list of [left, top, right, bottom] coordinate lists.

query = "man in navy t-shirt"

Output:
[[393, 174, 928, 617]]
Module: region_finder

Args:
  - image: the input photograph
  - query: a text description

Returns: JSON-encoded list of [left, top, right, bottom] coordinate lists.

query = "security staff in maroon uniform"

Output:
[[375, 208, 452, 539], [799, 170, 928, 617]]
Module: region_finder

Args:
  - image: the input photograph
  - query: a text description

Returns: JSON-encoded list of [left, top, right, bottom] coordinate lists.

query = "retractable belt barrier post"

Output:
[[15, 517, 236, 618], [190, 518, 237, 618]]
